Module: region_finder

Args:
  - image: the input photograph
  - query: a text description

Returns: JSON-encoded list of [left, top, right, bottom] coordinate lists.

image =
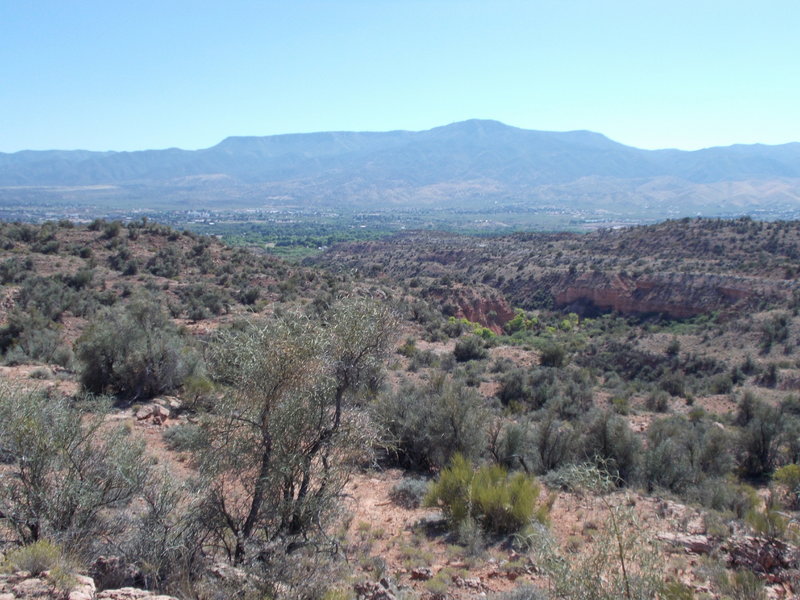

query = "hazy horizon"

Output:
[[3, 118, 800, 156], [3, 1, 798, 153]]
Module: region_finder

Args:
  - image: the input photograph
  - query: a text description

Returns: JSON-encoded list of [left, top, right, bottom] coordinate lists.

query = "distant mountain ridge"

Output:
[[2, 120, 800, 215]]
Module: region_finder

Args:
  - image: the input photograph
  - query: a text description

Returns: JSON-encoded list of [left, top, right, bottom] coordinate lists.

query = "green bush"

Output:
[[736, 396, 783, 477], [453, 335, 488, 362], [176, 283, 230, 320], [1, 539, 71, 576], [646, 390, 670, 412], [424, 454, 549, 535], [498, 368, 537, 407], [0, 388, 150, 551], [579, 411, 641, 484], [372, 376, 487, 470], [525, 414, 576, 473], [146, 246, 183, 278], [539, 342, 566, 368], [76, 293, 195, 399], [0, 309, 66, 365], [642, 415, 734, 496], [773, 464, 800, 508], [659, 372, 685, 397]]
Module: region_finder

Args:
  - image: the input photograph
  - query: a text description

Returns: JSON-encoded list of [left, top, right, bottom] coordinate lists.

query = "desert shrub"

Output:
[[0, 309, 66, 365], [177, 283, 231, 320], [757, 363, 779, 387], [687, 477, 758, 516], [107, 244, 131, 270], [646, 389, 670, 412], [499, 367, 592, 419], [29, 367, 53, 379], [780, 395, 800, 416], [579, 411, 641, 484], [453, 335, 488, 362], [498, 368, 538, 407], [424, 454, 549, 535], [532, 414, 577, 473], [0, 256, 34, 284], [708, 373, 734, 394], [76, 292, 195, 399], [745, 499, 790, 540], [714, 569, 767, 600], [504, 309, 538, 335], [490, 356, 515, 373], [0, 388, 150, 552], [2, 539, 62, 574], [734, 391, 761, 426], [547, 370, 594, 420], [409, 348, 438, 371], [665, 337, 681, 357], [741, 354, 759, 375], [397, 337, 417, 358], [454, 515, 486, 556], [16, 275, 74, 320], [539, 342, 566, 368], [163, 423, 205, 453], [490, 584, 549, 600], [659, 372, 685, 397], [735, 396, 783, 478], [181, 374, 216, 412], [237, 287, 260, 305], [781, 416, 800, 464], [643, 415, 735, 495], [146, 246, 183, 278], [761, 312, 790, 353], [32, 237, 60, 254], [389, 478, 429, 509], [372, 375, 487, 470], [643, 436, 693, 493], [0, 539, 79, 593], [199, 298, 398, 567], [102, 220, 123, 239], [772, 464, 800, 508]]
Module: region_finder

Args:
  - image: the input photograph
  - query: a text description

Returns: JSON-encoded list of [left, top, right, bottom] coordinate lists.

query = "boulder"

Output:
[[353, 580, 396, 600], [135, 406, 153, 420], [410, 567, 433, 581], [67, 575, 96, 600], [657, 532, 715, 555], [96, 588, 179, 600]]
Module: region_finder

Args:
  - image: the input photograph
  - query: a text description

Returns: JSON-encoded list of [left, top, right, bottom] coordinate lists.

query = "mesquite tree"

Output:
[[200, 298, 398, 565]]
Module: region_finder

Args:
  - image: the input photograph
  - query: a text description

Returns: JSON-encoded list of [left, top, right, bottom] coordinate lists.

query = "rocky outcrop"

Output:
[[0, 571, 178, 600], [659, 533, 800, 589], [422, 284, 515, 333], [508, 271, 793, 318]]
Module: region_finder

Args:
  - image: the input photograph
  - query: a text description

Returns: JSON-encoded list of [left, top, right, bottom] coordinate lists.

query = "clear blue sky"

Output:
[[2, 0, 798, 152]]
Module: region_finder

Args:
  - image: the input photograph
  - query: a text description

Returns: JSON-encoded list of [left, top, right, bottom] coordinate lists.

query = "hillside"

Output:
[[2, 121, 800, 219], [312, 217, 800, 318], [1, 218, 800, 599]]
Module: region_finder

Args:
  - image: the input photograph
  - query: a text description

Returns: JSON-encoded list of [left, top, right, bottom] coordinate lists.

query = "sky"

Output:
[[2, 0, 799, 153]]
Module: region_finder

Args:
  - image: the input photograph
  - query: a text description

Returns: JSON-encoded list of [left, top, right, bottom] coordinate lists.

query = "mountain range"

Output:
[[2, 119, 800, 216]]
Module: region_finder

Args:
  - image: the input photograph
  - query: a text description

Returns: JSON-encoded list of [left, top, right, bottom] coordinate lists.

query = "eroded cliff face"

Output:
[[507, 271, 793, 318], [423, 284, 515, 333]]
